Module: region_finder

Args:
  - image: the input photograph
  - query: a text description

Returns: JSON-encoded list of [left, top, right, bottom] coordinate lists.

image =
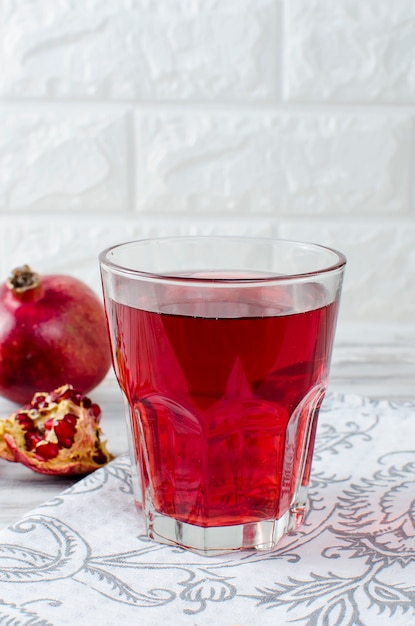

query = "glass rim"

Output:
[[99, 235, 347, 284]]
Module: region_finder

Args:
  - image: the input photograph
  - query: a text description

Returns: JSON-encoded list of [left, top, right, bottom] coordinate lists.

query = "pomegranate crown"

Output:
[[7, 265, 41, 293]]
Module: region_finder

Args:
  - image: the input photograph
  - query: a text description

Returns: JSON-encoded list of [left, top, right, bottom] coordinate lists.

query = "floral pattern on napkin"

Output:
[[1, 393, 415, 626]]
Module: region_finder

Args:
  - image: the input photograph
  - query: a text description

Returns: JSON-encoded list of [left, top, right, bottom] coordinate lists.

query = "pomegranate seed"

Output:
[[43, 418, 54, 431], [24, 431, 42, 451], [54, 419, 76, 448], [90, 404, 101, 418], [35, 441, 60, 460], [57, 437, 73, 449], [81, 396, 92, 409], [62, 413, 78, 427], [31, 394, 48, 410], [72, 392, 84, 406], [57, 387, 75, 401], [15, 413, 34, 431]]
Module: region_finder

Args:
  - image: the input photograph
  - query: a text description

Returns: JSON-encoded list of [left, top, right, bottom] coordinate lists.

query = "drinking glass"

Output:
[[99, 237, 346, 555]]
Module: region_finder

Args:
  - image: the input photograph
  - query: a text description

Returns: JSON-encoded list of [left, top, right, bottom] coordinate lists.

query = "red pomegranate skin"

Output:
[[0, 267, 112, 404]]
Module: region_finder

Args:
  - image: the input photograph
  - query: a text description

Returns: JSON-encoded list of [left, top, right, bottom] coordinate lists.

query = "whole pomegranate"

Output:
[[0, 265, 112, 404]]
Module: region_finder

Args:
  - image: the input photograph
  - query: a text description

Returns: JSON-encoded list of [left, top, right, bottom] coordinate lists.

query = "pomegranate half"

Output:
[[0, 384, 113, 475], [0, 265, 112, 404]]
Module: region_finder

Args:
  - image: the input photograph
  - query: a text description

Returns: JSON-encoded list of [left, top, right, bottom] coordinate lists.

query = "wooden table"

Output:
[[1, 324, 415, 531]]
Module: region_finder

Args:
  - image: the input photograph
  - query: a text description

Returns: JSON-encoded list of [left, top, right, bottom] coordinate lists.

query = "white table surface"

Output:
[[1, 323, 415, 531]]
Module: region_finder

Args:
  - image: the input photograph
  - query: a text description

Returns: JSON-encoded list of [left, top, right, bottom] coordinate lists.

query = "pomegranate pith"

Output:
[[0, 265, 112, 404]]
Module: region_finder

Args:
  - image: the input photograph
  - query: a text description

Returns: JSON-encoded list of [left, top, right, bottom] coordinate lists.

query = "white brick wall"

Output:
[[0, 0, 414, 327]]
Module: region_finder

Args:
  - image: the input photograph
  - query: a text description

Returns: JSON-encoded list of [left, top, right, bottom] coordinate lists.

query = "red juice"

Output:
[[108, 288, 338, 528]]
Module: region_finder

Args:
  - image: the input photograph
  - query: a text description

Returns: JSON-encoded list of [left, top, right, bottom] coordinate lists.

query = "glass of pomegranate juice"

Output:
[[99, 237, 346, 555]]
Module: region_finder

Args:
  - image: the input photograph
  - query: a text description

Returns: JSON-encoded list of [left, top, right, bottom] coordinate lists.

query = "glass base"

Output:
[[146, 499, 307, 556]]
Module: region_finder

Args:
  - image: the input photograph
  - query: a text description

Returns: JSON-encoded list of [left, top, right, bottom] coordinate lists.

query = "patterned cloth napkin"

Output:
[[1, 393, 415, 626]]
